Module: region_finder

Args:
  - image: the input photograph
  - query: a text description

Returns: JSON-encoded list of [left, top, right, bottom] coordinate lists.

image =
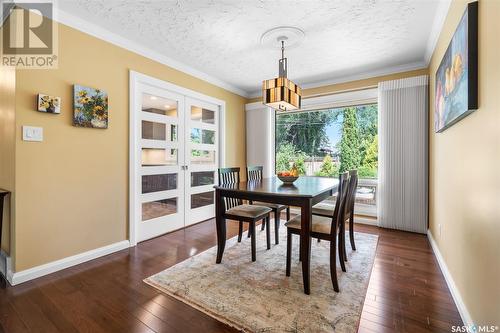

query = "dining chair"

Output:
[[284, 172, 350, 292], [311, 169, 359, 256], [218, 167, 272, 261], [246, 166, 290, 244]]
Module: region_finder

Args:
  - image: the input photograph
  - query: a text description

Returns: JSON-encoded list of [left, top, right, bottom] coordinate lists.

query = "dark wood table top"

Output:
[[214, 176, 338, 198]]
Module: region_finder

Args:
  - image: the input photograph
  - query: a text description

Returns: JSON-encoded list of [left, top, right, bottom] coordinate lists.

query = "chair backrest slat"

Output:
[[218, 167, 242, 210], [345, 170, 359, 219], [246, 166, 263, 181], [330, 172, 350, 237]]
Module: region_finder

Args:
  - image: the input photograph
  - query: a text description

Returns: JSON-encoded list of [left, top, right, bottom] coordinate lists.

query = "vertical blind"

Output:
[[245, 106, 274, 178], [378, 75, 429, 234]]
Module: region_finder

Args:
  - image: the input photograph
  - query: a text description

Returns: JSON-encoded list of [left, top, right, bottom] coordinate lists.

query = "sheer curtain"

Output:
[[245, 104, 274, 178], [377, 75, 428, 234]]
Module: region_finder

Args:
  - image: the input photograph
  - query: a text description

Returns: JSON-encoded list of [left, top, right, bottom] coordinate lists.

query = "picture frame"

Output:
[[73, 85, 109, 129], [434, 1, 478, 133], [37, 94, 61, 114]]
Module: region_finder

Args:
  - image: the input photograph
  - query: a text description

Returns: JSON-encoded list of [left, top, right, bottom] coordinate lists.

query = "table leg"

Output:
[[300, 199, 312, 295], [215, 189, 226, 264]]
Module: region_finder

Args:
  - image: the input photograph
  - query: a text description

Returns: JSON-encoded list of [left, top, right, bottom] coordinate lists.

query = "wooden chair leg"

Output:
[[338, 226, 346, 272], [274, 211, 280, 245], [298, 237, 303, 261], [237, 221, 243, 242], [286, 206, 290, 221], [349, 215, 356, 251], [343, 229, 348, 262], [261, 217, 266, 231], [266, 216, 271, 250], [343, 221, 348, 261], [330, 235, 340, 292], [247, 223, 252, 238], [286, 229, 292, 276], [250, 221, 256, 262]]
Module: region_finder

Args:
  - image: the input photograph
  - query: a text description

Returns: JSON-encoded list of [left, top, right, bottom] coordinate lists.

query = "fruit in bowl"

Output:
[[277, 164, 300, 184]]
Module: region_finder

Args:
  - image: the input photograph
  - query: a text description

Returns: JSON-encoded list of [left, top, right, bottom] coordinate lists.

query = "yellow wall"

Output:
[[13, 21, 247, 271], [0, 65, 16, 254], [247, 68, 429, 103], [429, 0, 500, 324]]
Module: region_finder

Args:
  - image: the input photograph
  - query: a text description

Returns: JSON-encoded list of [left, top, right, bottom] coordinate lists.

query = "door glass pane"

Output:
[[142, 93, 178, 117], [142, 174, 177, 193], [191, 128, 215, 144], [142, 121, 166, 141], [142, 198, 177, 221], [191, 150, 215, 164], [170, 124, 177, 142], [191, 106, 215, 124], [191, 191, 214, 209], [191, 171, 215, 187], [142, 148, 178, 166]]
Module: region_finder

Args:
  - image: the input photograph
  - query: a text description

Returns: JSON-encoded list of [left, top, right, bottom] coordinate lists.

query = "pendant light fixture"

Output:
[[262, 38, 302, 111]]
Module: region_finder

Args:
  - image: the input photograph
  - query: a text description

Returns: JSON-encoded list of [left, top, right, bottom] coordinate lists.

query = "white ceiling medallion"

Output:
[[260, 26, 305, 49]]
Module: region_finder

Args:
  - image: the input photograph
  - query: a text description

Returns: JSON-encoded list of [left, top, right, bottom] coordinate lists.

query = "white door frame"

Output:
[[129, 70, 226, 247]]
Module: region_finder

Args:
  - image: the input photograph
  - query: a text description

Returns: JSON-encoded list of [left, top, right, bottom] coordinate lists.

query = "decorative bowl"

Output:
[[277, 175, 299, 185]]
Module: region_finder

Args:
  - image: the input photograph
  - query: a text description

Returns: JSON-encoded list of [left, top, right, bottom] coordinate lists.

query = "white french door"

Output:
[[184, 97, 219, 226], [131, 74, 221, 243]]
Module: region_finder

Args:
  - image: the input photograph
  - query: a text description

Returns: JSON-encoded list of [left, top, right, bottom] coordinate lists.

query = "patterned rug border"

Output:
[[143, 231, 379, 333], [144, 276, 250, 332]]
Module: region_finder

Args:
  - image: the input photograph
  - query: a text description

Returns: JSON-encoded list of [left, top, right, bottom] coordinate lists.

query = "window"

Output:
[[275, 104, 378, 177], [275, 103, 378, 217]]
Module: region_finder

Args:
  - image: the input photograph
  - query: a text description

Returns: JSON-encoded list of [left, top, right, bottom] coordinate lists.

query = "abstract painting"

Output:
[[434, 1, 478, 133], [73, 85, 108, 129], [37, 94, 61, 114]]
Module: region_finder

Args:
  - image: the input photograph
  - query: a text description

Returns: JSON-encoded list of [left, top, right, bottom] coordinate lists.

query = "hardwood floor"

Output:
[[0, 219, 462, 333]]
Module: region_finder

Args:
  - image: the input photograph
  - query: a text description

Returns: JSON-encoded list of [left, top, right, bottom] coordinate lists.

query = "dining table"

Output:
[[214, 176, 339, 295]]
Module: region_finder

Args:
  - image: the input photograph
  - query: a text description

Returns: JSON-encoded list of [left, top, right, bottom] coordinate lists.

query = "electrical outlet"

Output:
[[438, 223, 442, 238]]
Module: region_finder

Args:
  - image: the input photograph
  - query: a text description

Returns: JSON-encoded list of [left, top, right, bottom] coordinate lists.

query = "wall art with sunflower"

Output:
[[37, 94, 61, 114], [73, 85, 109, 129]]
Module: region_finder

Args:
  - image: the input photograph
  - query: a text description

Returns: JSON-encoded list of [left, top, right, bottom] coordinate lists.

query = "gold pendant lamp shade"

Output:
[[263, 77, 302, 111], [262, 39, 302, 111]]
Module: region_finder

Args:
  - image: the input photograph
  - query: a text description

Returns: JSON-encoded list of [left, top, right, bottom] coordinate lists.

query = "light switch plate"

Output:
[[22, 126, 43, 142]]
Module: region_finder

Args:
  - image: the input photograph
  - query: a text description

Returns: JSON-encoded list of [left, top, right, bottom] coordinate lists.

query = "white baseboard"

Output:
[[427, 230, 474, 327], [354, 216, 378, 226], [7, 240, 130, 286]]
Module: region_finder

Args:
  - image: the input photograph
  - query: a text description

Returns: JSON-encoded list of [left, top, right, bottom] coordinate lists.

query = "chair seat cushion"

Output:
[[285, 215, 333, 234], [226, 204, 272, 219], [252, 201, 287, 210], [312, 197, 336, 217]]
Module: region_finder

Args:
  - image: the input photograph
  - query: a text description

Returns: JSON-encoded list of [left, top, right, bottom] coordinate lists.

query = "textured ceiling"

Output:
[[58, 0, 445, 96]]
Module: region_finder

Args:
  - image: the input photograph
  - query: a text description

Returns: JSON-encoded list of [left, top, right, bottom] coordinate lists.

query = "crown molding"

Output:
[[424, 0, 452, 65], [248, 61, 427, 98], [10, 2, 449, 100], [51, 7, 249, 98]]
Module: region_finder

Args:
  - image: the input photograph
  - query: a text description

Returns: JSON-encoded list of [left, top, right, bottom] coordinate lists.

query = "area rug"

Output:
[[144, 224, 378, 333]]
